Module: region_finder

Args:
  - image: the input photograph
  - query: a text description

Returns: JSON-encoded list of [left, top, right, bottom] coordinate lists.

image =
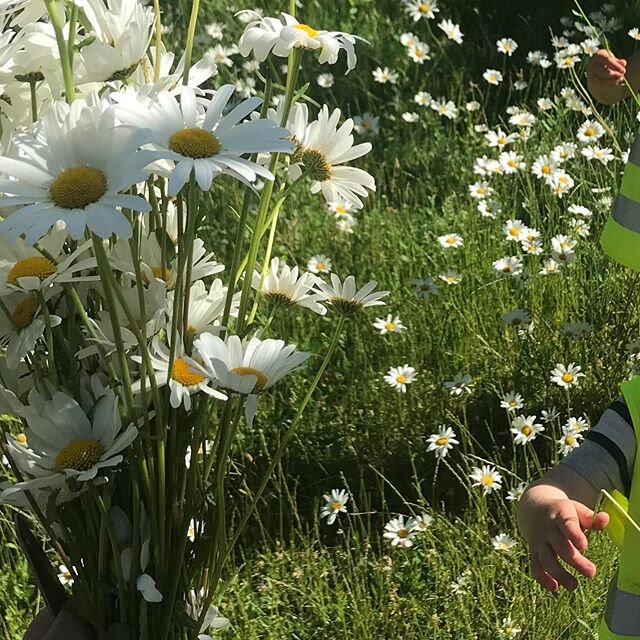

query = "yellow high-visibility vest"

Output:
[[601, 135, 640, 270], [599, 376, 640, 639]]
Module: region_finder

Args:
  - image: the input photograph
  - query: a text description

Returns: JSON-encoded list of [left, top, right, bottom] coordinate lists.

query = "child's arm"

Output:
[[587, 49, 640, 105], [517, 464, 609, 592]]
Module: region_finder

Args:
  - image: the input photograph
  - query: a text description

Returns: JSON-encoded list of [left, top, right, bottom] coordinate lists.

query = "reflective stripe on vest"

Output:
[[601, 133, 640, 271], [599, 376, 640, 638]]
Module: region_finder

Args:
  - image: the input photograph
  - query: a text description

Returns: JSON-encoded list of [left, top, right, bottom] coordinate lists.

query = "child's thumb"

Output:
[[574, 501, 609, 530]]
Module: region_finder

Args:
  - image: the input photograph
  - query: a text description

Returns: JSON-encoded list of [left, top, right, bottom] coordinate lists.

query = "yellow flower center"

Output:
[[436, 436, 448, 446], [169, 128, 221, 159], [7, 257, 57, 285], [508, 400, 517, 407], [397, 528, 409, 538], [294, 23, 318, 38], [497, 136, 506, 145], [565, 436, 575, 445], [418, 3, 429, 12], [384, 322, 395, 331], [521, 425, 532, 436], [396, 374, 407, 384], [584, 127, 595, 137], [507, 159, 517, 167], [541, 164, 551, 174], [12, 296, 39, 329], [336, 205, 347, 214], [502, 266, 513, 273], [481, 474, 494, 486], [446, 237, 456, 244], [315, 261, 325, 271], [231, 366, 268, 392], [505, 627, 512, 633], [171, 357, 206, 386], [330, 500, 342, 511], [55, 438, 105, 472], [151, 265, 171, 283], [16, 432, 27, 445], [50, 166, 107, 209], [561, 372, 574, 383], [509, 228, 519, 236], [446, 276, 456, 284], [477, 187, 486, 194]]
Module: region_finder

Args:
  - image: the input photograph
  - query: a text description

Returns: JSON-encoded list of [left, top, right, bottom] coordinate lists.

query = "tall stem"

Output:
[[181, 0, 201, 86], [153, 0, 163, 82], [44, 0, 75, 103]]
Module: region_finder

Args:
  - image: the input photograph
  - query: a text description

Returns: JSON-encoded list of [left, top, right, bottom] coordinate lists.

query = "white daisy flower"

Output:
[[320, 488, 349, 525], [506, 482, 527, 501], [131, 336, 227, 411], [407, 41, 431, 63], [469, 464, 503, 495], [527, 50, 551, 67], [0, 102, 153, 244], [439, 270, 461, 285], [565, 416, 589, 432], [403, 0, 439, 21], [550, 362, 585, 389], [372, 66, 398, 84], [317, 72, 334, 88], [288, 104, 375, 209], [503, 219, 526, 241], [492, 256, 523, 277], [313, 274, 388, 314], [384, 364, 417, 392], [485, 128, 518, 148], [629, 28, 640, 40], [539, 258, 561, 276], [492, 533, 518, 551], [443, 373, 473, 396], [557, 425, 583, 456], [252, 257, 326, 315], [237, 11, 361, 73], [402, 111, 420, 123], [58, 563, 73, 587], [483, 69, 503, 85], [307, 254, 332, 274], [413, 514, 433, 532], [537, 97, 554, 111], [549, 170, 574, 198], [426, 425, 459, 458], [430, 98, 458, 120], [468, 181, 492, 199], [466, 100, 480, 111], [531, 155, 558, 181], [500, 617, 522, 638], [500, 392, 524, 412], [510, 415, 544, 445], [568, 204, 592, 217], [437, 233, 463, 248], [581, 145, 614, 164], [383, 515, 417, 547], [113, 85, 292, 196], [499, 151, 525, 173], [496, 37, 518, 56], [373, 314, 406, 335], [193, 333, 309, 426], [414, 91, 433, 106], [438, 19, 463, 43], [576, 119, 605, 144], [400, 32, 418, 47], [478, 200, 501, 218], [353, 113, 379, 136]]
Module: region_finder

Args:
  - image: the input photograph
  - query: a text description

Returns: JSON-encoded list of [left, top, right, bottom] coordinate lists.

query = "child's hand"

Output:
[[517, 482, 609, 592], [587, 49, 627, 88], [23, 609, 95, 640]]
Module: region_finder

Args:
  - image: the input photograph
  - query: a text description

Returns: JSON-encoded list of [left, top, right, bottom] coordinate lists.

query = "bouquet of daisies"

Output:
[[0, 1, 386, 638]]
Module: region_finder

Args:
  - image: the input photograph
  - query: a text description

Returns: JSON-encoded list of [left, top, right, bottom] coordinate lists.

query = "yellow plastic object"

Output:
[[600, 489, 630, 548]]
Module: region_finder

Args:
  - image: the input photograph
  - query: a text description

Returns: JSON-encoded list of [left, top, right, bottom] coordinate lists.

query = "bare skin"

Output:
[[587, 49, 640, 105], [517, 464, 610, 592]]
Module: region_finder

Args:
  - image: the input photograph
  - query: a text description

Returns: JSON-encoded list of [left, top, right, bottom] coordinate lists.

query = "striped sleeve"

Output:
[[559, 397, 636, 496]]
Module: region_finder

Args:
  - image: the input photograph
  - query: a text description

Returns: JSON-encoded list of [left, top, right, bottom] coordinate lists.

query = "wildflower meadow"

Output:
[[1, 0, 640, 638]]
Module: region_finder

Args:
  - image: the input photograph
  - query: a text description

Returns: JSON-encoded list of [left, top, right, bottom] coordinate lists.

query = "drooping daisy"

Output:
[[0, 102, 154, 244], [320, 488, 349, 525], [288, 104, 375, 209], [384, 364, 417, 392], [443, 373, 473, 397], [131, 336, 227, 411], [383, 515, 417, 547], [492, 533, 518, 551], [252, 257, 326, 315], [413, 514, 433, 532], [237, 11, 361, 73], [426, 425, 459, 458], [373, 314, 405, 335], [469, 464, 503, 495], [193, 333, 309, 426], [510, 415, 544, 445], [58, 564, 73, 587], [550, 362, 585, 389], [506, 482, 527, 501], [372, 66, 399, 84], [539, 258, 561, 276], [313, 274, 388, 315], [113, 85, 292, 196], [630, 28, 640, 41], [411, 276, 439, 298], [352, 113, 379, 136], [307, 254, 332, 274], [492, 257, 523, 277], [438, 19, 463, 44]]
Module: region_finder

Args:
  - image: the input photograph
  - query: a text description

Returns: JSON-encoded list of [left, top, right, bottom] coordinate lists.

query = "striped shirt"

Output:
[[559, 397, 636, 495]]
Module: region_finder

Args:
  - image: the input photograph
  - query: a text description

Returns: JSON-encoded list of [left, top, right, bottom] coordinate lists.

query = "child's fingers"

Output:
[[536, 543, 579, 591], [530, 551, 558, 592], [547, 527, 596, 578], [554, 511, 587, 550]]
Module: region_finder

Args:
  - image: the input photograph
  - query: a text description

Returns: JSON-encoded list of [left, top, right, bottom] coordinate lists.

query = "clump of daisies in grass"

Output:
[[0, 1, 386, 637]]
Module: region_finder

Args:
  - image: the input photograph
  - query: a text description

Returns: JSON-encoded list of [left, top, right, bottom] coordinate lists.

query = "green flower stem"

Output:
[[67, 2, 78, 68], [44, 0, 75, 103], [235, 50, 302, 333], [219, 74, 274, 335], [153, 0, 163, 82], [29, 81, 37, 123], [180, 176, 201, 348], [37, 292, 59, 388], [181, 0, 201, 86], [197, 315, 346, 631]]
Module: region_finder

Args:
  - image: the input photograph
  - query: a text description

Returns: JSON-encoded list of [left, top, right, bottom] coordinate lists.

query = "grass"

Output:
[[2, 0, 640, 638]]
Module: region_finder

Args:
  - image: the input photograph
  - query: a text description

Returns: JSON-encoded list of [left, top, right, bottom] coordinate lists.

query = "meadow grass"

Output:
[[2, 0, 640, 638]]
